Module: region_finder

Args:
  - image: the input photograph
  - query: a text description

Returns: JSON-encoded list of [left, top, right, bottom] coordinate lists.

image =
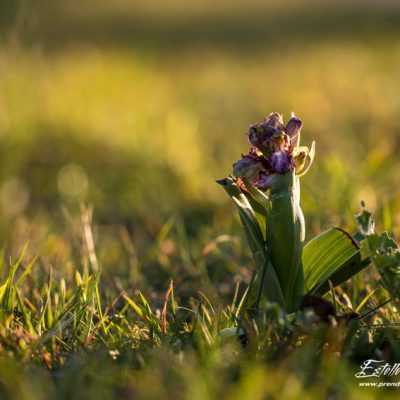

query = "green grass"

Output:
[[1, 219, 400, 399], [1, 0, 400, 398]]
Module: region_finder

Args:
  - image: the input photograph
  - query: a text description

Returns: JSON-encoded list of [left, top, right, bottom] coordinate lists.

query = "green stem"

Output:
[[268, 170, 305, 312]]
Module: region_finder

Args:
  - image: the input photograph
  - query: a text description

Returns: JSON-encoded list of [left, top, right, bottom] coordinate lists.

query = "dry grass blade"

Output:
[[161, 280, 174, 334]]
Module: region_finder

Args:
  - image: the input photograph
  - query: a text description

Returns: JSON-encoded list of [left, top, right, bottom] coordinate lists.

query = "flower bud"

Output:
[[264, 112, 285, 130], [285, 113, 303, 147]]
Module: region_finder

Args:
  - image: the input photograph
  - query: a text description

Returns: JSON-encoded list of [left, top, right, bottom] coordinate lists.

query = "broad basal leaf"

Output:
[[303, 227, 370, 295]]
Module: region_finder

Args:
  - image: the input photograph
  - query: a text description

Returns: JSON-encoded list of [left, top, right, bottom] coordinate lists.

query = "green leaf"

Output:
[[315, 254, 370, 296], [253, 260, 285, 308], [303, 228, 370, 295], [243, 193, 267, 241], [360, 232, 398, 260], [363, 233, 400, 308], [218, 178, 284, 306], [242, 178, 269, 241], [217, 178, 266, 270], [355, 208, 375, 237]]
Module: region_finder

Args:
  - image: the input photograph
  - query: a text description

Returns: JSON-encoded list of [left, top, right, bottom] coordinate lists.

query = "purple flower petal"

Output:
[[285, 114, 303, 147], [232, 154, 263, 184], [256, 172, 277, 190], [247, 124, 283, 155], [270, 151, 293, 173]]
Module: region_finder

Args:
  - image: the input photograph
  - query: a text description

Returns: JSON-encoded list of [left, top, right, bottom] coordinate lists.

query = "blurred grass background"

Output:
[[1, 1, 400, 399], [0, 0, 399, 278]]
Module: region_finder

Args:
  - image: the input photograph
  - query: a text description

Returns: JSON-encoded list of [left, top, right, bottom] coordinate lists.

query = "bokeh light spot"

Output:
[[57, 163, 89, 201], [0, 177, 30, 216]]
